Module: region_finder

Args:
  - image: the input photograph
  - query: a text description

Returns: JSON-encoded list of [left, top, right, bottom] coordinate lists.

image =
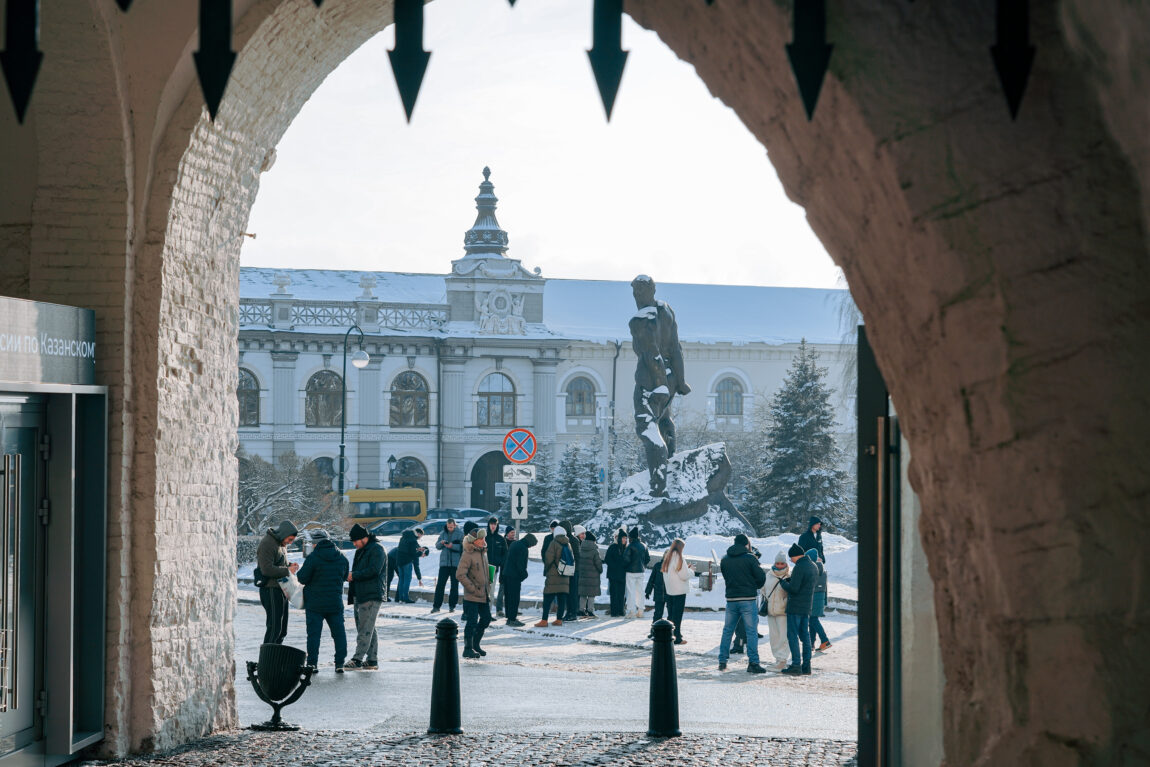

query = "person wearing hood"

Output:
[[345, 524, 385, 671], [604, 528, 630, 617], [576, 528, 603, 617], [798, 516, 825, 564], [561, 521, 582, 621], [624, 527, 650, 619], [432, 518, 464, 613], [485, 517, 508, 615], [255, 520, 300, 644], [456, 529, 493, 659], [717, 534, 767, 673], [501, 530, 536, 626], [779, 542, 818, 676], [536, 529, 573, 627], [808, 548, 832, 652], [763, 550, 792, 670], [295, 529, 350, 672]]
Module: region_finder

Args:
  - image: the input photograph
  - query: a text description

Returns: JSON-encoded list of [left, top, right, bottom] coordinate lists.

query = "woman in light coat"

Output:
[[660, 538, 693, 644], [763, 550, 791, 669]]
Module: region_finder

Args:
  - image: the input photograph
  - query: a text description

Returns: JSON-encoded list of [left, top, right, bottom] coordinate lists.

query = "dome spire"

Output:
[[463, 166, 509, 257]]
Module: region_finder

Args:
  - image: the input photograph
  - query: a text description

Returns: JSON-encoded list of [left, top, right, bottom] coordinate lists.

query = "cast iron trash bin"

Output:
[[246, 643, 316, 731]]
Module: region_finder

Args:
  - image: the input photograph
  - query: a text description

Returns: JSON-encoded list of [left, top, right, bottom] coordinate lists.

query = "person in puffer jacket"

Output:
[[808, 548, 832, 652], [256, 519, 300, 644], [456, 529, 492, 659], [536, 531, 573, 627], [295, 529, 349, 671], [763, 550, 791, 669]]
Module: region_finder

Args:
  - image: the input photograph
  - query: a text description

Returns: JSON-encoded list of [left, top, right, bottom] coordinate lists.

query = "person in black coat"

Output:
[[485, 517, 508, 615], [644, 560, 667, 638], [624, 527, 650, 618], [393, 528, 427, 603], [797, 516, 825, 564], [295, 530, 349, 671], [717, 534, 767, 673], [500, 532, 536, 626], [779, 542, 818, 675], [564, 523, 584, 621], [604, 528, 629, 617], [345, 524, 385, 670]]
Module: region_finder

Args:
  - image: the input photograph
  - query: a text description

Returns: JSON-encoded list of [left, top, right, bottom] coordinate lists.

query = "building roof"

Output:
[[238, 268, 853, 346]]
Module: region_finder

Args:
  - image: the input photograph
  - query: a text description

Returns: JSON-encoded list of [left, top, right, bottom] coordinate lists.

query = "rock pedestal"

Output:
[[581, 443, 753, 548]]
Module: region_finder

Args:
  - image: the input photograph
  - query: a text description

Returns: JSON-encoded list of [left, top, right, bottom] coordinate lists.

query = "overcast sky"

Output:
[[242, 0, 843, 289]]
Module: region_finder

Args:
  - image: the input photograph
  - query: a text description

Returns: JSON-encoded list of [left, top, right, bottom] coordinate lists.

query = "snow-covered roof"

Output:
[[239, 268, 853, 346]]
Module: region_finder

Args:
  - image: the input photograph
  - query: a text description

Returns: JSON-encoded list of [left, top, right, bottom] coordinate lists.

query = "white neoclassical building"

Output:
[[237, 168, 855, 511]]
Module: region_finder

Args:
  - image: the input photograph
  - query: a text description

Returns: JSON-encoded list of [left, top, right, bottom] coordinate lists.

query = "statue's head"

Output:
[[631, 274, 656, 308]]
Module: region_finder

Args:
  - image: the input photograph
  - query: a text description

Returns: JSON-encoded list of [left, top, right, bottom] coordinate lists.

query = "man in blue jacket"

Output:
[[345, 524, 385, 671], [718, 533, 767, 673], [295, 529, 350, 672], [779, 542, 818, 676]]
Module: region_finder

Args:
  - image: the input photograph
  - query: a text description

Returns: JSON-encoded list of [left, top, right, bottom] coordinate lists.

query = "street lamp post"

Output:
[[339, 324, 370, 500], [387, 454, 398, 488]]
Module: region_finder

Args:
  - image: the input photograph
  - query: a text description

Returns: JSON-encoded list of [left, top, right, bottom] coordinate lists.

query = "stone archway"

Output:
[[3, 0, 1148, 763], [470, 450, 510, 513]]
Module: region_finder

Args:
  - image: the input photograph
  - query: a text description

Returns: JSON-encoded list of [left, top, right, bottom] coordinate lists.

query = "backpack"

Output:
[[557, 544, 576, 577]]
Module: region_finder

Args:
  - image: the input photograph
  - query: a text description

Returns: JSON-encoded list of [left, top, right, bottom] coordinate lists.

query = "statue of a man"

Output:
[[629, 275, 691, 496]]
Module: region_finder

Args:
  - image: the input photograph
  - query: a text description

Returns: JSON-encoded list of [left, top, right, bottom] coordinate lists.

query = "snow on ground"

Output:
[[239, 530, 859, 609]]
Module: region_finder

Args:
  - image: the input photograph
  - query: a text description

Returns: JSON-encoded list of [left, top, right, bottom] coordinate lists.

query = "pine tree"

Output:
[[746, 340, 855, 537], [529, 443, 562, 523], [558, 442, 602, 522]]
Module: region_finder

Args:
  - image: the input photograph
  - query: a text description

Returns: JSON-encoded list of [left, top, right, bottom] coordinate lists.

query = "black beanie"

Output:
[[628, 526, 640, 540], [788, 542, 805, 558], [734, 533, 750, 548], [462, 520, 479, 535], [349, 523, 369, 541]]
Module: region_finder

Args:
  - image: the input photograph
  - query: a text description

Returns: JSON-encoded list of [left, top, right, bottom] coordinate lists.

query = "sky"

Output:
[[242, 0, 844, 290]]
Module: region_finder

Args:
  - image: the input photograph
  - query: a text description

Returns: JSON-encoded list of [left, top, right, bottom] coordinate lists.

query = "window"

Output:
[[305, 370, 343, 427], [715, 377, 744, 416], [237, 368, 260, 426], [391, 457, 429, 495], [390, 371, 429, 427], [310, 457, 335, 492], [565, 376, 596, 417], [477, 373, 516, 427]]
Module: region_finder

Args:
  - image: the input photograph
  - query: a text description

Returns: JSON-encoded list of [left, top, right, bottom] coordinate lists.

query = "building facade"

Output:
[[237, 168, 855, 512]]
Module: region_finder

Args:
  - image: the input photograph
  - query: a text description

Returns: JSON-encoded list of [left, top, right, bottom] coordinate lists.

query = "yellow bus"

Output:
[[343, 488, 428, 534]]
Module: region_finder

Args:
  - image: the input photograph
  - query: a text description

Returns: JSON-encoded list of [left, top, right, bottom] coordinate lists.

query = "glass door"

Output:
[[0, 395, 45, 755]]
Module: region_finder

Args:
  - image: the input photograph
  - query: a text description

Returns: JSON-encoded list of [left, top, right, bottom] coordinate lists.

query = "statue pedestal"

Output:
[[582, 443, 753, 548]]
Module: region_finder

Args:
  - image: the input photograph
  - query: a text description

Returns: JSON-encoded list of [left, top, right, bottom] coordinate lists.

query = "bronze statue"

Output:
[[629, 275, 691, 496]]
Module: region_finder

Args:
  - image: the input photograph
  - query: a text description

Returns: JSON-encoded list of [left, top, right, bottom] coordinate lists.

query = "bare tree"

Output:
[[237, 449, 336, 535]]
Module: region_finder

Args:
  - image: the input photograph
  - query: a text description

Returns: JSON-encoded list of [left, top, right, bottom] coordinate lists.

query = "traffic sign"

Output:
[[502, 428, 537, 464], [503, 464, 536, 483], [510, 484, 529, 519]]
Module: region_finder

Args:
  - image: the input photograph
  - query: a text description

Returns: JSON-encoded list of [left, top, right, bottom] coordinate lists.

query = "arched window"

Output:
[[565, 376, 596, 417], [477, 373, 516, 427], [715, 377, 744, 416], [310, 457, 336, 492], [391, 456, 429, 495], [390, 371, 429, 427], [237, 368, 260, 426], [305, 370, 343, 427]]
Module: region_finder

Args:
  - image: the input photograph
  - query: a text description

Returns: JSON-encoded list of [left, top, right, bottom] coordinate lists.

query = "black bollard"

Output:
[[428, 618, 463, 734], [647, 618, 681, 737]]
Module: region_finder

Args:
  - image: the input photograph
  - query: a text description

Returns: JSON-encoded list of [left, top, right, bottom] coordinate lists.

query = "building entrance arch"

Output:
[[4, 0, 1148, 762], [470, 451, 510, 514]]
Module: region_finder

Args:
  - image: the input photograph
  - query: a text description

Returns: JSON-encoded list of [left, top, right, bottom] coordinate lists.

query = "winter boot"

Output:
[[473, 627, 487, 657], [462, 633, 479, 659]]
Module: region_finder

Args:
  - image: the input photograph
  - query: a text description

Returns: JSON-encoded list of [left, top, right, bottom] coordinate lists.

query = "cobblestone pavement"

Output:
[[84, 730, 858, 766]]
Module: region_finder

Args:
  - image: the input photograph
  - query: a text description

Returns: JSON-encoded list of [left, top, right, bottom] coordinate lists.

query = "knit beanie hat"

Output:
[[628, 526, 641, 540], [310, 529, 329, 541], [733, 533, 750, 548], [806, 548, 819, 563], [788, 542, 805, 558], [349, 523, 369, 541], [573, 525, 587, 536], [475, 528, 487, 539], [774, 550, 788, 565], [462, 520, 479, 535]]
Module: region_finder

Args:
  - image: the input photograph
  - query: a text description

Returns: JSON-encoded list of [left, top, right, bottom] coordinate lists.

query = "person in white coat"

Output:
[[660, 538, 694, 644], [763, 550, 791, 669]]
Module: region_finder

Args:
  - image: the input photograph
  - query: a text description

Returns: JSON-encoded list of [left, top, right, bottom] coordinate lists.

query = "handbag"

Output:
[[280, 572, 305, 610], [760, 580, 781, 616]]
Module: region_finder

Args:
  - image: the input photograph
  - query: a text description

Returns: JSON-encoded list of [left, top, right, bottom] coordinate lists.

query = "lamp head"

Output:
[[387, 454, 398, 471], [351, 349, 370, 369]]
